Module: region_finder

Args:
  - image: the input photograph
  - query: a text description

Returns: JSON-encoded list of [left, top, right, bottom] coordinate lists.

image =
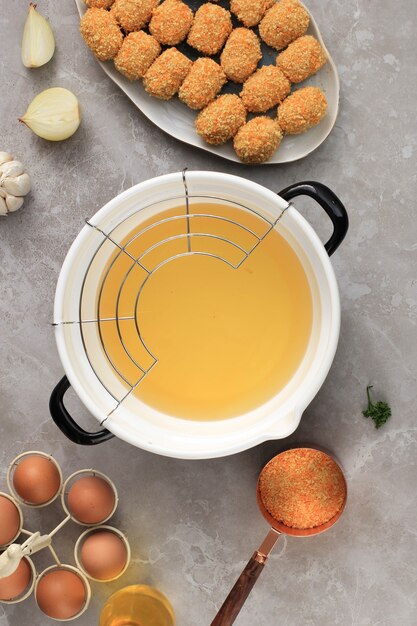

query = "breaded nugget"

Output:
[[259, 0, 309, 51], [143, 47, 192, 100], [85, 0, 114, 8], [111, 0, 158, 32], [220, 28, 262, 84], [278, 86, 327, 134], [114, 31, 161, 80], [234, 117, 283, 163], [276, 35, 326, 83], [195, 94, 246, 145], [230, 0, 275, 27], [187, 3, 232, 56], [240, 65, 291, 113], [80, 8, 123, 61], [178, 58, 226, 110], [149, 0, 193, 45]]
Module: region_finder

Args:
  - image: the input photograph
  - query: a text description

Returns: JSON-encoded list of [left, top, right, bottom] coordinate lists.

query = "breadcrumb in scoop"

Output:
[[234, 116, 283, 163], [80, 7, 123, 61]]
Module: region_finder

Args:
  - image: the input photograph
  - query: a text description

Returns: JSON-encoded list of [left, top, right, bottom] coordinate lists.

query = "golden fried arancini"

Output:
[[178, 58, 226, 110], [114, 31, 161, 80], [149, 0, 193, 46], [80, 8, 123, 61], [234, 117, 283, 163], [278, 86, 327, 134], [276, 35, 326, 83], [111, 0, 158, 32], [187, 3, 232, 56], [85, 0, 114, 8], [220, 28, 262, 84], [259, 0, 309, 51], [230, 0, 275, 28], [143, 47, 192, 100], [195, 94, 247, 145], [240, 65, 291, 113]]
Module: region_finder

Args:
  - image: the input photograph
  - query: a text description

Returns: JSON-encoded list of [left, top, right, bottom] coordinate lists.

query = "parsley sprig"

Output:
[[362, 385, 391, 429]]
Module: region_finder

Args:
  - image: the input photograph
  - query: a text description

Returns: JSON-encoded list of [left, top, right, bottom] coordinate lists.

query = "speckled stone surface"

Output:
[[1, 1, 416, 625]]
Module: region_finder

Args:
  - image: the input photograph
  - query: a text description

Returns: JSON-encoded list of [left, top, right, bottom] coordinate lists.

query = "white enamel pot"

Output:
[[50, 172, 348, 459]]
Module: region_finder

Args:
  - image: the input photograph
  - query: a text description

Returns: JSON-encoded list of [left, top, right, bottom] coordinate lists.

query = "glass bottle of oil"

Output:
[[99, 585, 175, 626]]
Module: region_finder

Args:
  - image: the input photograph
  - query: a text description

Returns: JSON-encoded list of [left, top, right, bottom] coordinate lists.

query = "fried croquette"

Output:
[[143, 47, 192, 99], [149, 0, 193, 46], [234, 117, 283, 163], [259, 0, 309, 51], [80, 7, 123, 61], [220, 28, 262, 84], [230, 0, 275, 27], [111, 0, 159, 32], [195, 94, 247, 145], [278, 86, 327, 134], [114, 31, 161, 80], [85, 0, 114, 8], [240, 65, 291, 113], [187, 3, 232, 56], [276, 35, 326, 83], [178, 58, 227, 110]]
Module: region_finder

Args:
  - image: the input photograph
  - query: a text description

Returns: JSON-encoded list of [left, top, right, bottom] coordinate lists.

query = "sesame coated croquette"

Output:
[[276, 35, 326, 83], [178, 58, 227, 110], [220, 28, 262, 84], [234, 117, 283, 163], [187, 3, 232, 56], [149, 0, 193, 46], [195, 94, 247, 145], [111, 0, 159, 32], [85, 0, 114, 8], [240, 65, 291, 113], [114, 31, 161, 80], [259, 0, 309, 51], [80, 8, 123, 61], [230, 0, 275, 28], [278, 86, 327, 134], [143, 47, 192, 100]]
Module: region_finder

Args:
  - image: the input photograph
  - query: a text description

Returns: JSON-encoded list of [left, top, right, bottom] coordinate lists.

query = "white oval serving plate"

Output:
[[75, 0, 339, 165]]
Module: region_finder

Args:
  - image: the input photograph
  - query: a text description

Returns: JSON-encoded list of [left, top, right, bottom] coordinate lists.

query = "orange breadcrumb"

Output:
[[187, 3, 232, 56], [259, 0, 309, 51], [114, 31, 161, 80], [80, 8, 123, 61], [230, 0, 275, 27], [111, 0, 158, 32], [195, 94, 247, 145], [259, 448, 346, 529], [241, 65, 291, 113], [220, 28, 262, 84], [178, 58, 226, 110], [233, 117, 282, 163], [143, 47, 192, 100], [85, 0, 114, 8], [149, 0, 193, 46], [277, 35, 327, 83], [278, 86, 327, 134]]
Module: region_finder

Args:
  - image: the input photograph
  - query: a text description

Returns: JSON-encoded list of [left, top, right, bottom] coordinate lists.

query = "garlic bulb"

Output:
[[19, 88, 81, 141], [0, 153, 31, 216], [22, 4, 55, 68]]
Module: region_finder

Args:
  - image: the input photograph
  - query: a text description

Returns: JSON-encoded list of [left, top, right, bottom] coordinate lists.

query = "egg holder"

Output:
[[0, 451, 131, 621]]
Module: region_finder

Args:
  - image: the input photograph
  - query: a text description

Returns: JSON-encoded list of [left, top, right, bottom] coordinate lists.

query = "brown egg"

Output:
[[0, 557, 32, 601], [80, 530, 128, 580], [13, 456, 61, 505], [36, 569, 86, 620], [68, 476, 115, 524], [0, 495, 21, 546]]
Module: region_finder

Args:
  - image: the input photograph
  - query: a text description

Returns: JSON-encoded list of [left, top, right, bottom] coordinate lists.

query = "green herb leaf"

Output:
[[362, 385, 391, 429]]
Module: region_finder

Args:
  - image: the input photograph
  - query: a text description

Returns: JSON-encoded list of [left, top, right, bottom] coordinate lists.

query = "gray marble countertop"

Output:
[[1, 1, 416, 625]]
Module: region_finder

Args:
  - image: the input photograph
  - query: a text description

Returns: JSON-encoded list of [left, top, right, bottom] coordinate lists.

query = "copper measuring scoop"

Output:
[[210, 448, 347, 626]]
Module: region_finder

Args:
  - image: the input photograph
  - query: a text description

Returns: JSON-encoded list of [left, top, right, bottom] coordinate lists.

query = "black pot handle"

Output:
[[278, 181, 349, 256], [49, 376, 114, 445]]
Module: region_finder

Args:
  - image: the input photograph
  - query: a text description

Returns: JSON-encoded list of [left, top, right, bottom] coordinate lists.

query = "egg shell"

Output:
[[80, 530, 128, 580], [36, 569, 86, 620], [0, 557, 32, 601], [0, 495, 21, 546], [68, 476, 115, 524], [13, 456, 61, 505]]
